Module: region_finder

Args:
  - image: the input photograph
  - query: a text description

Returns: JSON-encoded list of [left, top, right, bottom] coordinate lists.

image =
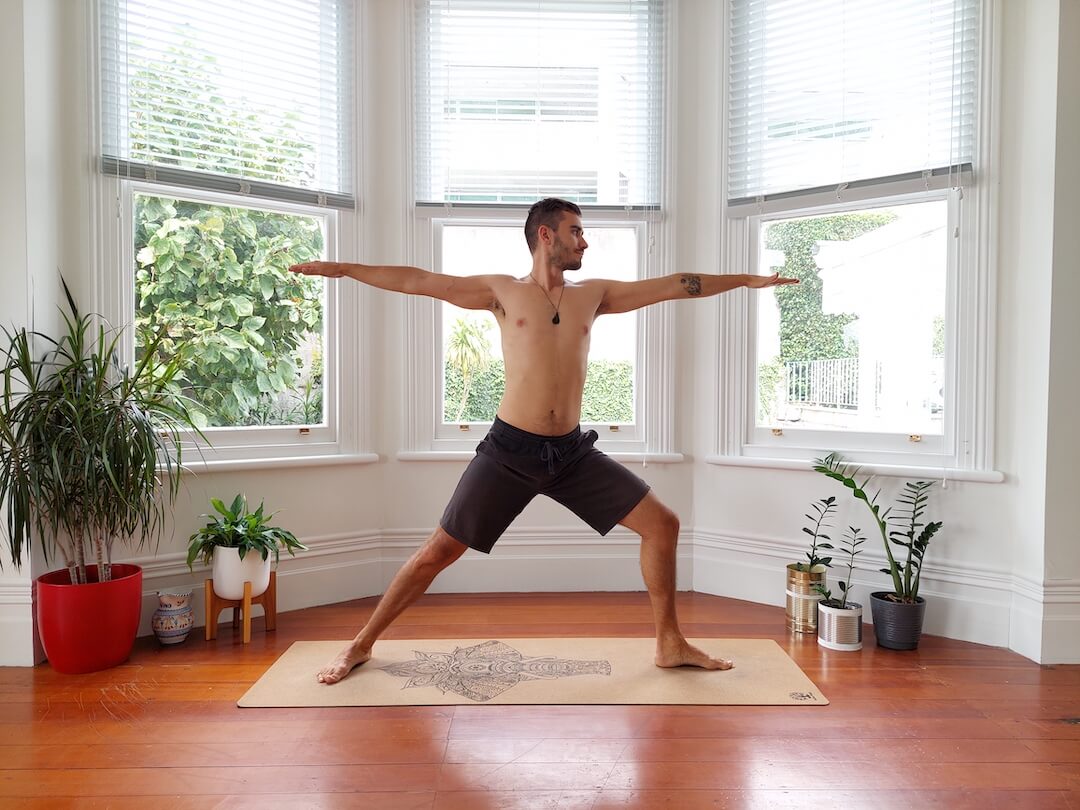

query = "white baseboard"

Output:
[[690, 527, 1056, 657], [379, 527, 692, 594], [6, 527, 1078, 666], [1039, 579, 1080, 664], [0, 582, 41, 666], [135, 531, 386, 636], [133, 526, 690, 637]]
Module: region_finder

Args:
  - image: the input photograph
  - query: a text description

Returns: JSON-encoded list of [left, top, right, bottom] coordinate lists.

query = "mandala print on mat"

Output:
[[378, 640, 612, 702]]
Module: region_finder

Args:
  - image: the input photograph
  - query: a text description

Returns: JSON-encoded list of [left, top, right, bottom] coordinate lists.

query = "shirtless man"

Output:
[[290, 197, 796, 684]]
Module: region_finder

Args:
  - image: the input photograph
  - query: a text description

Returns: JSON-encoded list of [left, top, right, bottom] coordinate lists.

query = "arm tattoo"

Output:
[[680, 274, 703, 297]]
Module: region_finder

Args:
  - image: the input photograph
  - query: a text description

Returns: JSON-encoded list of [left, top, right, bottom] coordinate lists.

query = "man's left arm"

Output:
[[595, 273, 798, 316]]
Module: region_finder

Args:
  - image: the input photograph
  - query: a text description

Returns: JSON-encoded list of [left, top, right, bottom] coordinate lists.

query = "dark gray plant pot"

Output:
[[869, 591, 926, 650]]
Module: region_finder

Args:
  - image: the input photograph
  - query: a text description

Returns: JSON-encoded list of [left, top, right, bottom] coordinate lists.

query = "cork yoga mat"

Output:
[[238, 638, 828, 707]]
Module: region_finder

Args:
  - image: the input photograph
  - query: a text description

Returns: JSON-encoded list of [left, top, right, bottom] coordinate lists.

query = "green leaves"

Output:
[[133, 194, 325, 428], [186, 493, 307, 570], [798, 495, 836, 571], [814, 452, 943, 602], [0, 278, 201, 574]]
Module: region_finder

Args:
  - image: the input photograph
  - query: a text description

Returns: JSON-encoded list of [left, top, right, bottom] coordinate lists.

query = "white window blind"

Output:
[[100, 0, 354, 208], [414, 0, 665, 207], [728, 0, 979, 205]]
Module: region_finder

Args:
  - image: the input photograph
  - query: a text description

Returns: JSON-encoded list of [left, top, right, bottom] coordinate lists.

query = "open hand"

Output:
[[290, 261, 344, 278], [747, 272, 798, 289]]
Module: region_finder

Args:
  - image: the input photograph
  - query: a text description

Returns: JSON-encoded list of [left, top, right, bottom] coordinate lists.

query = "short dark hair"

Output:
[[524, 198, 582, 254]]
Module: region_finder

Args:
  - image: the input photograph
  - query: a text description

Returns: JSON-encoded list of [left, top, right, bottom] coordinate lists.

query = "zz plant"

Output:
[[814, 452, 943, 603], [187, 494, 306, 569], [797, 495, 836, 571], [813, 526, 865, 609]]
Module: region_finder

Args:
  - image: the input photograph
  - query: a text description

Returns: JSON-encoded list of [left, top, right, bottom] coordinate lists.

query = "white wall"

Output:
[[1, 0, 1076, 666], [0, 0, 35, 666], [1042, 0, 1080, 658]]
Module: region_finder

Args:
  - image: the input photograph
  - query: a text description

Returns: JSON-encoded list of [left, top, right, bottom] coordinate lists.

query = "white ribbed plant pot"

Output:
[[211, 547, 271, 600], [816, 601, 863, 651]]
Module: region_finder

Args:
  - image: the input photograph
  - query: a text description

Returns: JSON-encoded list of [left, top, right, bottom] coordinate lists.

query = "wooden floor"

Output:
[[2, 591, 1080, 809]]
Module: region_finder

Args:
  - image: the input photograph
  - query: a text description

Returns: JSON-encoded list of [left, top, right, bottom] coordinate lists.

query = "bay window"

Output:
[[718, 0, 993, 474], [407, 0, 672, 456], [96, 0, 359, 461]]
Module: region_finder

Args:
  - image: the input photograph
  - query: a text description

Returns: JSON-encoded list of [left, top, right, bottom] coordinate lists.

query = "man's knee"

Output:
[[418, 526, 469, 570], [654, 504, 680, 540]]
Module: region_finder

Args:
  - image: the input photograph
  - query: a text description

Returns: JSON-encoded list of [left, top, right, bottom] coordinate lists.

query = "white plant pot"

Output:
[[211, 547, 271, 600], [817, 601, 863, 651]]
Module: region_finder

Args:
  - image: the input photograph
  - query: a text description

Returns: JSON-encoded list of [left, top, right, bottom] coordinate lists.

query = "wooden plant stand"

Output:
[[204, 571, 277, 644]]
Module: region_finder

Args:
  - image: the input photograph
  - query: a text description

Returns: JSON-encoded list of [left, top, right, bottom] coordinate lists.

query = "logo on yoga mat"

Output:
[[378, 639, 612, 702]]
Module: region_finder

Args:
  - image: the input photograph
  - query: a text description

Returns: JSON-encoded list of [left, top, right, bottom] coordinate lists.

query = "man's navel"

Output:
[[582, 325, 589, 335]]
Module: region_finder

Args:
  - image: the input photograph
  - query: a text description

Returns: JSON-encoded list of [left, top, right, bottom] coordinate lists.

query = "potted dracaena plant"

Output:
[[0, 280, 199, 673], [814, 452, 943, 650], [813, 525, 866, 651], [786, 495, 836, 634], [186, 494, 306, 602]]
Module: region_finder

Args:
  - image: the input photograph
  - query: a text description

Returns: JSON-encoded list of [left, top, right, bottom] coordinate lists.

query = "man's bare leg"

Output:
[[317, 527, 468, 684], [620, 492, 733, 670]]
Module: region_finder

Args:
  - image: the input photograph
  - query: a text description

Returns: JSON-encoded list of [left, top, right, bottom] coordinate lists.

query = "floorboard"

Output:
[[2, 591, 1078, 808]]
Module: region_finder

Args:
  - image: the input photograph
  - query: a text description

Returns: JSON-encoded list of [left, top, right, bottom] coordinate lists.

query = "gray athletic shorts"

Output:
[[440, 417, 651, 554]]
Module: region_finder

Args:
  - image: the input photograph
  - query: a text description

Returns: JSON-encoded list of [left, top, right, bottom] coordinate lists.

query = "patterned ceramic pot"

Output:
[[151, 589, 194, 645]]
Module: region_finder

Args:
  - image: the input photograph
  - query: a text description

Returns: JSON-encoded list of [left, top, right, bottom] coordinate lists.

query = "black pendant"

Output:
[[552, 313, 560, 325]]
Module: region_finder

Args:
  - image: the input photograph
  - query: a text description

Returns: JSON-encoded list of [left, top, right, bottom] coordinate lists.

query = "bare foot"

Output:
[[316, 642, 372, 684], [655, 638, 733, 670]]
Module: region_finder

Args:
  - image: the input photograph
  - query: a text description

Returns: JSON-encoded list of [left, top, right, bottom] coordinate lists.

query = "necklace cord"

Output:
[[528, 274, 566, 324]]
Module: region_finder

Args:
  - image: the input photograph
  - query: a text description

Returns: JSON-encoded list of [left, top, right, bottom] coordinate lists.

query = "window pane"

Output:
[[728, 0, 979, 200], [440, 225, 637, 425], [133, 193, 326, 428], [101, 0, 353, 196], [414, 0, 665, 206], [756, 200, 947, 435]]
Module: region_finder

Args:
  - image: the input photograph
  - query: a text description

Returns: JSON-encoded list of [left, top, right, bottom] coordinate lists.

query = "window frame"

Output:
[[717, 177, 993, 474], [95, 177, 365, 463], [90, 0, 370, 466], [713, 0, 998, 478], [401, 205, 679, 460]]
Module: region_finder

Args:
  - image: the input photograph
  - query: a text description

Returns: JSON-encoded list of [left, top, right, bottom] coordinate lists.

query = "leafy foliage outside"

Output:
[[766, 212, 896, 363], [444, 360, 634, 424], [126, 38, 326, 428], [134, 195, 324, 427]]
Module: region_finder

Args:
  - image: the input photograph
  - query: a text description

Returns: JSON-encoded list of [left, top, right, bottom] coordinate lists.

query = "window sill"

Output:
[[398, 451, 685, 463], [176, 453, 380, 473], [704, 454, 1004, 483]]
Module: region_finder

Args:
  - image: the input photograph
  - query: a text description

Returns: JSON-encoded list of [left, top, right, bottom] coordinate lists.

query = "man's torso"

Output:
[[484, 275, 605, 436]]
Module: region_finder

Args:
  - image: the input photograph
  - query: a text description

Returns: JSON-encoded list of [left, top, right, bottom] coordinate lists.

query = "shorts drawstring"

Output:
[[539, 440, 563, 475]]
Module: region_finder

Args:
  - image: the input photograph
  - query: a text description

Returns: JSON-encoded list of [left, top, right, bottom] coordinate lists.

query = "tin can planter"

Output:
[[786, 563, 827, 633], [817, 601, 863, 651], [870, 591, 926, 650]]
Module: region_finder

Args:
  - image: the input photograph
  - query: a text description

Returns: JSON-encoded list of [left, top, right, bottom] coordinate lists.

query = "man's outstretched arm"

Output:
[[290, 261, 499, 311], [595, 272, 797, 316]]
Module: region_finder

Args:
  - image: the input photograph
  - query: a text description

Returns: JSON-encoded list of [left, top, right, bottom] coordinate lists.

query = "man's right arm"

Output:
[[290, 261, 499, 311]]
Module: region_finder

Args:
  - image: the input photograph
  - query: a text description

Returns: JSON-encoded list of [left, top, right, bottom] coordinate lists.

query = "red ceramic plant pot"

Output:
[[35, 564, 143, 674]]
